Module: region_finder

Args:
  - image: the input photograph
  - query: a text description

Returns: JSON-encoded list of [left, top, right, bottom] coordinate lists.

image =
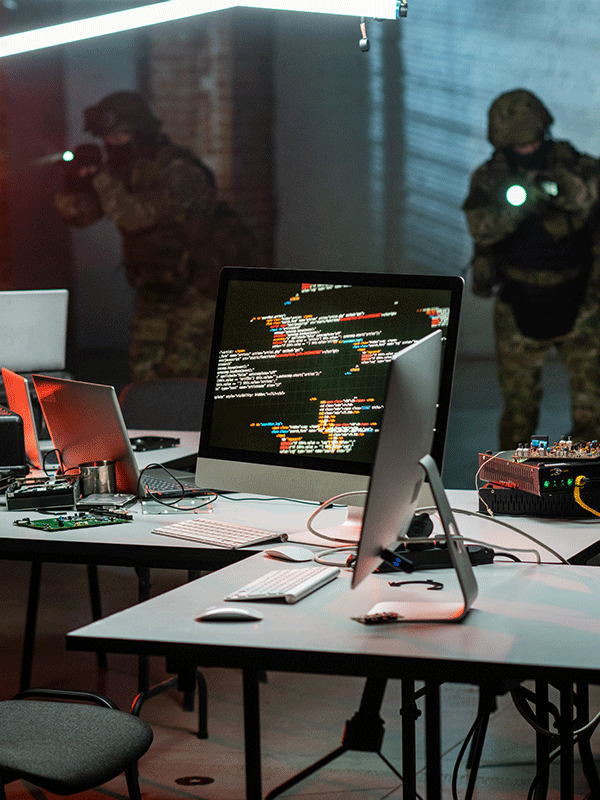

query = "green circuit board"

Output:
[[13, 513, 131, 531]]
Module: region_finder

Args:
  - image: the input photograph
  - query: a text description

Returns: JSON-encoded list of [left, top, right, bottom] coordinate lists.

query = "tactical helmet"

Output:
[[487, 89, 553, 149], [83, 91, 161, 137]]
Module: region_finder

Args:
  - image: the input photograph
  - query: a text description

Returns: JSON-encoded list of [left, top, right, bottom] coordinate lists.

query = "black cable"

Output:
[[215, 491, 327, 507], [139, 463, 216, 511], [34, 507, 80, 515], [513, 683, 600, 800], [42, 447, 63, 476], [526, 743, 562, 800], [45, 446, 77, 479], [493, 551, 522, 562], [451, 708, 485, 800]]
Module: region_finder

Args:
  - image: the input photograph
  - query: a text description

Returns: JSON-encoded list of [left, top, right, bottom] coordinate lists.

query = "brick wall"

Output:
[[399, 0, 600, 355], [148, 10, 275, 268], [0, 73, 10, 288]]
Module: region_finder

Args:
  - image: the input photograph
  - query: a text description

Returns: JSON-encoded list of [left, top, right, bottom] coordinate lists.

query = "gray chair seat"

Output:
[[0, 689, 153, 800]]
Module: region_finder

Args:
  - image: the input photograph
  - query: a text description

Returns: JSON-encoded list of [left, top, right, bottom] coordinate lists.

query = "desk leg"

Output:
[[135, 567, 152, 693], [20, 561, 42, 691], [533, 681, 550, 800], [264, 676, 400, 800], [576, 683, 600, 795], [132, 569, 207, 739], [425, 683, 442, 800], [559, 683, 575, 800], [401, 679, 418, 799], [242, 669, 262, 800], [21, 561, 106, 690], [87, 564, 107, 669]]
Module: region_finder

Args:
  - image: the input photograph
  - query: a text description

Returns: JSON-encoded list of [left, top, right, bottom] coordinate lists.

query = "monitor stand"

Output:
[[307, 481, 435, 543], [365, 455, 478, 623], [306, 503, 364, 543]]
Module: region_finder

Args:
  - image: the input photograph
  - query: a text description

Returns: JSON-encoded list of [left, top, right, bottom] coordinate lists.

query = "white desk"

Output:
[[0, 487, 346, 692], [67, 553, 600, 800], [5, 480, 600, 693], [3, 473, 600, 797]]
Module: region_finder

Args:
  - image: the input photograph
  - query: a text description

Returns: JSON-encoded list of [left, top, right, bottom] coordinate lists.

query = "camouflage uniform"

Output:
[[463, 89, 600, 449], [54, 91, 255, 381]]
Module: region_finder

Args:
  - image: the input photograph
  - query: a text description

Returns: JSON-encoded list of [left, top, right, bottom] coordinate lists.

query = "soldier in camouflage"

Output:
[[463, 89, 600, 449], [54, 91, 255, 381]]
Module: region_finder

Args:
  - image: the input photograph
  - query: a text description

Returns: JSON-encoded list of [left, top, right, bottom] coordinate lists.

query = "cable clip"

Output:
[[387, 579, 444, 590]]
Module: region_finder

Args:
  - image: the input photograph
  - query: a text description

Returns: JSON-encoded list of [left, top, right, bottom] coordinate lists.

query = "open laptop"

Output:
[[1, 368, 58, 471], [31, 374, 204, 498], [0, 290, 69, 373]]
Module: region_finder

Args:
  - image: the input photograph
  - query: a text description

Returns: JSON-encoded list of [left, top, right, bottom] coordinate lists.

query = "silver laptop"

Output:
[[31, 374, 203, 498], [0, 290, 68, 373]]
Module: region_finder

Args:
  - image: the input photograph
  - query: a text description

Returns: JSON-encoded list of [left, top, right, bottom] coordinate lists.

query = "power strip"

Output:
[[378, 544, 495, 572]]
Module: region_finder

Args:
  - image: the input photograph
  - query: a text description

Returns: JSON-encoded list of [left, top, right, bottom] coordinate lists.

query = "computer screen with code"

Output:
[[196, 268, 463, 503]]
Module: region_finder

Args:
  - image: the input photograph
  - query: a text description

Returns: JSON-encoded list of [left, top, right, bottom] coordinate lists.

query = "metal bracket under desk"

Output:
[[258, 675, 442, 800], [265, 676, 405, 799], [132, 566, 208, 739], [21, 561, 106, 691]]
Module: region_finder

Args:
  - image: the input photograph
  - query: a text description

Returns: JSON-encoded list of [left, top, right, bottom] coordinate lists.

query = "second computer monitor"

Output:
[[196, 267, 463, 504]]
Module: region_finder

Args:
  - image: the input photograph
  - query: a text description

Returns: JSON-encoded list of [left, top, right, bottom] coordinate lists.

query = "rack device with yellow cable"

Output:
[[477, 435, 600, 518]]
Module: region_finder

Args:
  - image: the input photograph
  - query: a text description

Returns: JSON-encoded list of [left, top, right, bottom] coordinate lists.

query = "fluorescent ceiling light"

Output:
[[0, 0, 401, 59]]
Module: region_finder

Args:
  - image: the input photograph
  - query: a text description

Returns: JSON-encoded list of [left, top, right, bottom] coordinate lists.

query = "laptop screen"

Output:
[[2, 368, 44, 469], [0, 289, 69, 373]]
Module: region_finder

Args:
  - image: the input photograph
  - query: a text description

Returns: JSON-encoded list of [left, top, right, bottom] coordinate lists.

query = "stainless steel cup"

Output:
[[79, 460, 116, 495]]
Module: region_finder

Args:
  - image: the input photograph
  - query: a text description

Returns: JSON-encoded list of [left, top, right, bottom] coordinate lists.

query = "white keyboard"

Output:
[[225, 565, 340, 604], [152, 518, 288, 549]]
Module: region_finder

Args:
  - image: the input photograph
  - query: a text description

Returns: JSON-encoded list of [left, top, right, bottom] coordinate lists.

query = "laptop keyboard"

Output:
[[224, 565, 340, 603], [142, 474, 206, 498], [152, 517, 288, 548]]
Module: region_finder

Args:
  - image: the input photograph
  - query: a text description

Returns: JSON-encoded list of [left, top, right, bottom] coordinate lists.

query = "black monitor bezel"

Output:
[[198, 267, 463, 478]]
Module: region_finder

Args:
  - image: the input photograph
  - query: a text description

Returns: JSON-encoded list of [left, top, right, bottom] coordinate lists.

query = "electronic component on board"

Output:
[[13, 512, 131, 531], [479, 448, 600, 496], [478, 433, 600, 516]]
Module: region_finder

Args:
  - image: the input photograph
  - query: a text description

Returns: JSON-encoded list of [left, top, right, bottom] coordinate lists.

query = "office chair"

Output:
[[0, 688, 153, 800], [118, 378, 207, 431]]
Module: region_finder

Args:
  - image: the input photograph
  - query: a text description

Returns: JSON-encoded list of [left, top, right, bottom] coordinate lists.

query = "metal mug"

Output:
[[79, 460, 116, 496]]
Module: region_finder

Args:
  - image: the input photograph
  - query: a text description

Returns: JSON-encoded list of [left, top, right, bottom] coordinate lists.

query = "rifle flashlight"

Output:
[[506, 184, 527, 207]]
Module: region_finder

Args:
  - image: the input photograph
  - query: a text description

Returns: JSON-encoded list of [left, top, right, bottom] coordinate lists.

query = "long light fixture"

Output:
[[0, 0, 401, 59]]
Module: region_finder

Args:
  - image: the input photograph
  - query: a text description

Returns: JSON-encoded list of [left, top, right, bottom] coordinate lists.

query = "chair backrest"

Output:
[[118, 378, 207, 431]]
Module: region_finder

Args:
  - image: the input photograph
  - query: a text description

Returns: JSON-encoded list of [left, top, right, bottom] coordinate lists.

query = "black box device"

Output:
[[0, 406, 28, 477]]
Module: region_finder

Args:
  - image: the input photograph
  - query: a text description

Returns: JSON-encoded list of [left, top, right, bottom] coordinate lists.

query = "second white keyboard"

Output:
[[225, 565, 340, 604], [152, 518, 288, 549]]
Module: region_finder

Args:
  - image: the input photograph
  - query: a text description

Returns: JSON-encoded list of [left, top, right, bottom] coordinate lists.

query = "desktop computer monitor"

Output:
[[350, 330, 478, 620], [351, 329, 441, 587], [196, 267, 463, 506]]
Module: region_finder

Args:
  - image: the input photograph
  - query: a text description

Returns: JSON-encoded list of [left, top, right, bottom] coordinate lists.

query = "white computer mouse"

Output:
[[263, 545, 314, 562], [196, 607, 264, 622]]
